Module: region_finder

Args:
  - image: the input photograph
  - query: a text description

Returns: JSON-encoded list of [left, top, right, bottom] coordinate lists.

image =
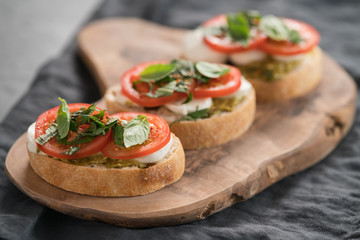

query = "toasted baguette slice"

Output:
[[28, 134, 185, 197], [247, 47, 322, 102], [105, 86, 256, 149]]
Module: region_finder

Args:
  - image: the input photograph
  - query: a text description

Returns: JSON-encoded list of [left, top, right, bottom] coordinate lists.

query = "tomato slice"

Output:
[[193, 65, 241, 98], [101, 112, 171, 159], [202, 14, 267, 54], [35, 103, 112, 159], [259, 18, 320, 56], [121, 61, 184, 107]]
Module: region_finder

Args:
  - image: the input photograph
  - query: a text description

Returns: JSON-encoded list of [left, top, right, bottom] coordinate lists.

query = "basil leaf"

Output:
[[35, 123, 58, 145], [56, 98, 70, 139], [195, 62, 230, 78], [140, 63, 176, 82], [61, 146, 80, 155], [260, 15, 290, 41], [227, 13, 250, 42], [113, 124, 125, 147], [123, 115, 150, 148]]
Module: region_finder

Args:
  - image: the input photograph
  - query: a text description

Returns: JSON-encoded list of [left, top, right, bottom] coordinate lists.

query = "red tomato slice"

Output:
[[35, 103, 112, 159], [193, 65, 241, 98], [202, 14, 267, 54], [259, 18, 320, 56], [101, 112, 171, 159], [121, 61, 184, 107]]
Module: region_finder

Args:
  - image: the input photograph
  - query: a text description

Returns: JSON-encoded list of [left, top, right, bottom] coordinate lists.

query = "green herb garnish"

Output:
[[112, 115, 150, 148], [226, 13, 250, 43], [140, 63, 176, 82], [195, 61, 230, 78], [61, 146, 80, 156], [170, 108, 210, 126], [137, 60, 230, 102], [259, 15, 303, 43], [35, 99, 115, 156], [56, 98, 70, 139]]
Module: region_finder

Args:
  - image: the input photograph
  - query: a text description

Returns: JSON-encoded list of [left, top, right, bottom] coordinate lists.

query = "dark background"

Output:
[[0, 0, 359, 239]]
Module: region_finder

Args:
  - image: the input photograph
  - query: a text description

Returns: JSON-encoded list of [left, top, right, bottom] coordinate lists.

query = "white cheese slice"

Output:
[[219, 77, 252, 99], [164, 97, 212, 116], [134, 135, 173, 163], [182, 28, 228, 63], [27, 122, 45, 155], [229, 49, 266, 65]]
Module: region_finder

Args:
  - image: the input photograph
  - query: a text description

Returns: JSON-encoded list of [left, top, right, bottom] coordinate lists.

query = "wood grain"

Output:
[[5, 18, 357, 228]]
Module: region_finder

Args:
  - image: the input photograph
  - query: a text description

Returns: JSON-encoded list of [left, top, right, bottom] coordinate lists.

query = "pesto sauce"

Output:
[[56, 154, 150, 169], [210, 97, 245, 116], [236, 56, 302, 82]]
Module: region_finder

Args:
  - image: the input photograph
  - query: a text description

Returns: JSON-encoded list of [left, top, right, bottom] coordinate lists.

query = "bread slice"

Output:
[[105, 86, 256, 149], [246, 47, 322, 102], [28, 134, 185, 197]]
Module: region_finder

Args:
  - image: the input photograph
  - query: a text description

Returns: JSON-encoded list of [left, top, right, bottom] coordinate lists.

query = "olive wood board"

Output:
[[5, 18, 357, 228]]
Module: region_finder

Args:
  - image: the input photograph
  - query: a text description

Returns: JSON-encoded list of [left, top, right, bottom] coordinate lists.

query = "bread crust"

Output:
[[105, 87, 256, 149], [28, 134, 185, 197], [247, 47, 322, 102]]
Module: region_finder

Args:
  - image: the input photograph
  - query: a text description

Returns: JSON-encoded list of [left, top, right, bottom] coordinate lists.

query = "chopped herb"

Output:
[[61, 146, 80, 156], [288, 28, 303, 43], [134, 60, 229, 103], [35, 99, 115, 155], [171, 108, 210, 126], [182, 92, 193, 104], [35, 123, 58, 145]]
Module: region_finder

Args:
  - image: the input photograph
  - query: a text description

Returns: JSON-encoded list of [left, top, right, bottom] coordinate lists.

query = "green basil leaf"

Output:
[[123, 115, 150, 148], [140, 63, 176, 82], [260, 15, 289, 41], [195, 62, 230, 78], [61, 146, 80, 156], [113, 124, 125, 147], [35, 123, 58, 145], [227, 13, 250, 42], [56, 98, 70, 139]]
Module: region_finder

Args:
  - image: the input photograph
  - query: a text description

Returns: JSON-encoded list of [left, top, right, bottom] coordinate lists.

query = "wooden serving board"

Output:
[[5, 18, 357, 228]]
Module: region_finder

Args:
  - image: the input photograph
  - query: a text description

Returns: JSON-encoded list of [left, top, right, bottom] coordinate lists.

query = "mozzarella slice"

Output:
[[113, 84, 140, 107], [229, 49, 266, 65], [182, 28, 228, 63], [134, 135, 173, 163], [165, 97, 212, 116], [219, 77, 252, 99], [27, 123, 45, 154]]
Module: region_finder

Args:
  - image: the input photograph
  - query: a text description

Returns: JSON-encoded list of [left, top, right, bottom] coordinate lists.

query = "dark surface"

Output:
[[1, 0, 359, 239]]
